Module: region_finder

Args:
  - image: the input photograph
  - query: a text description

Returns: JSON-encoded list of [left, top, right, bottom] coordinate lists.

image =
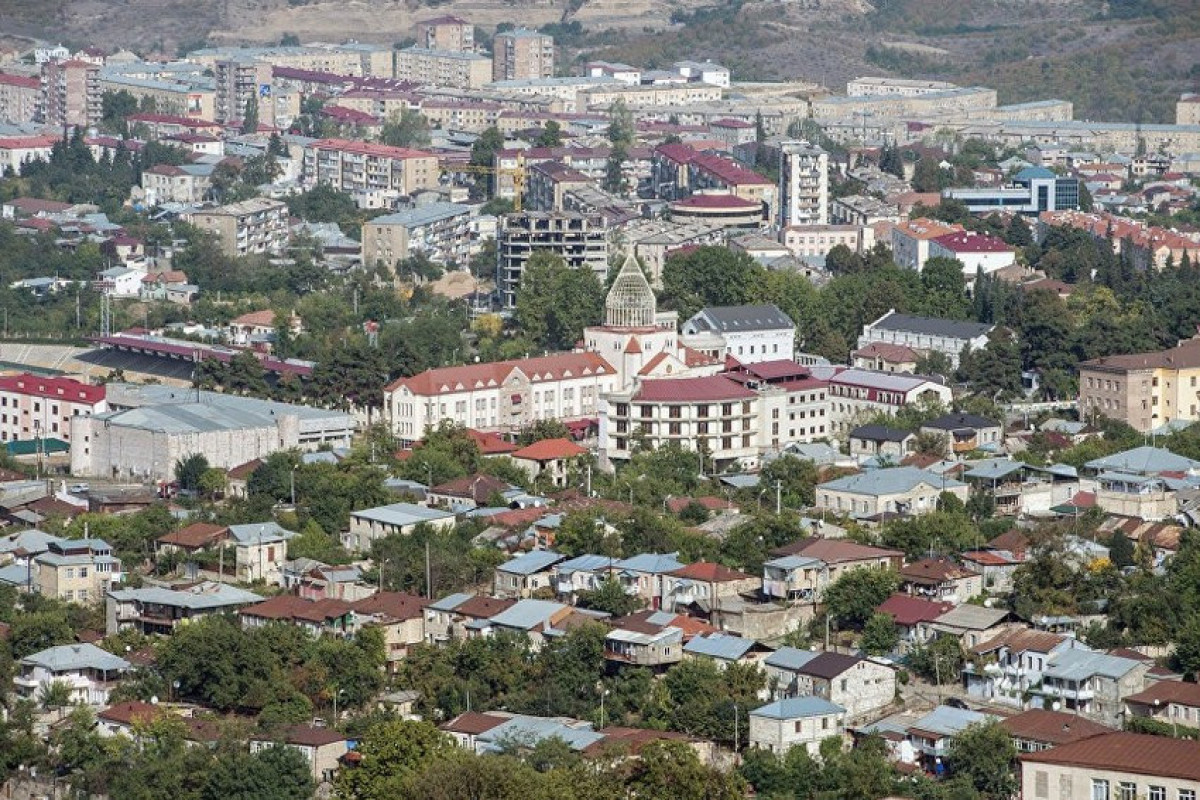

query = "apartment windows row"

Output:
[[1084, 781, 1189, 800], [1084, 376, 1126, 392]]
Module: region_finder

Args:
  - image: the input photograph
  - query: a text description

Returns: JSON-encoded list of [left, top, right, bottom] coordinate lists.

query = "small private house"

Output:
[[507, 438, 587, 488], [919, 604, 1013, 650], [660, 561, 760, 611], [423, 593, 516, 644], [919, 413, 1003, 456], [815, 467, 969, 520], [346, 502, 457, 552], [226, 522, 296, 585], [761, 555, 825, 604], [848, 425, 916, 462], [682, 632, 761, 669], [154, 522, 229, 556], [963, 628, 1081, 709], [958, 549, 1022, 594], [238, 595, 355, 637], [351, 591, 430, 672], [1124, 680, 1200, 731], [1035, 648, 1150, 726], [906, 705, 993, 770], [762, 648, 896, 721], [15, 643, 131, 706], [610, 552, 685, 608], [553, 554, 618, 602], [492, 550, 565, 599], [899, 557, 982, 605], [876, 594, 955, 653], [748, 697, 846, 757], [106, 581, 263, 635], [999, 708, 1114, 753], [249, 726, 349, 784]]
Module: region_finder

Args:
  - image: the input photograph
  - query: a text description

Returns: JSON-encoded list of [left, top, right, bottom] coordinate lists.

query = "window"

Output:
[[1091, 780, 1108, 800], [821, 717, 828, 730], [1118, 783, 1137, 800], [1148, 788, 1165, 800], [1179, 790, 1196, 800], [1034, 771, 1048, 798], [79, 567, 88, 578]]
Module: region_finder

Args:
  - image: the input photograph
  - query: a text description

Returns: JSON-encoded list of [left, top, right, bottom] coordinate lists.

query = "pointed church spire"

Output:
[[605, 250, 656, 328]]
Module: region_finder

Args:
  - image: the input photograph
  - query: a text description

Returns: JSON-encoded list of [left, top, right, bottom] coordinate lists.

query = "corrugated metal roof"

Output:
[[910, 705, 989, 737], [497, 550, 564, 575], [764, 647, 820, 672], [682, 633, 755, 661], [489, 599, 566, 630], [751, 696, 844, 719], [820, 466, 964, 496]]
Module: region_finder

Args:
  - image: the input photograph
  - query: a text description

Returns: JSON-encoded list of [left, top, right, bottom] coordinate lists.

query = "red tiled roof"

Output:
[[932, 231, 1014, 254], [1001, 709, 1113, 746], [1125, 680, 1200, 708], [778, 538, 903, 564], [309, 137, 434, 160], [157, 522, 227, 549], [853, 342, 920, 363], [970, 627, 1066, 656], [386, 352, 614, 396], [232, 310, 277, 327], [259, 725, 346, 747], [690, 153, 772, 187], [672, 193, 759, 209], [442, 711, 507, 735], [226, 458, 263, 480], [0, 136, 57, 150], [0, 374, 104, 405], [901, 557, 979, 583], [0, 73, 40, 90], [634, 375, 757, 403], [511, 438, 587, 461], [960, 549, 1018, 567], [98, 701, 162, 726], [454, 596, 516, 619], [986, 529, 1029, 553], [240, 595, 353, 623], [668, 561, 751, 582], [1019, 732, 1200, 783], [352, 591, 429, 621], [430, 474, 510, 502], [877, 593, 953, 626]]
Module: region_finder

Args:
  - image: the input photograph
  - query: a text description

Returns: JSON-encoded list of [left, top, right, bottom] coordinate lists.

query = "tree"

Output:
[[946, 720, 1018, 799], [203, 744, 315, 800], [470, 127, 505, 197], [198, 468, 227, 500], [241, 94, 260, 134], [514, 252, 605, 350], [959, 328, 1024, 400], [38, 680, 74, 711], [537, 120, 564, 147], [909, 635, 964, 684], [626, 740, 744, 799], [9, 609, 74, 658], [912, 156, 948, 192], [822, 568, 900, 630], [381, 108, 431, 149], [577, 577, 644, 617], [174, 453, 210, 493], [101, 90, 139, 133], [759, 454, 819, 509], [879, 144, 905, 178], [661, 246, 761, 321], [311, 337, 392, 417], [1173, 614, 1200, 679], [335, 719, 455, 800], [860, 612, 899, 656]]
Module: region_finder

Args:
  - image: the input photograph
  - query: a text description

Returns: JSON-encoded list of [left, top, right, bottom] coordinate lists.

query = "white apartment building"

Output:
[[778, 140, 829, 227], [385, 352, 618, 444], [395, 47, 492, 89], [857, 310, 994, 370], [826, 368, 954, 435], [0, 373, 106, 445], [890, 218, 965, 272], [184, 198, 289, 257], [782, 225, 873, 258], [846, 77, 958, 97], [680, 305, 796, 364], [302, 138, 439, 208]]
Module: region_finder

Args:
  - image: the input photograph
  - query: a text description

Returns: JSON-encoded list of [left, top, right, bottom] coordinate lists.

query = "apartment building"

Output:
[[890, 218, 965, 271], [778, 140, 829, 227], [415, 15, 475, 52], [141, 163, 214, 204], [34, 539, 122, 603], [1038, 210, 1200, 272], [185, 198, 289, 257], [0, 73, 41, 124], [1178, 93, 1200, 126], [826, 368, 954, 435], [493, 29, 555, 81], [782, 225, 871, 258], [362, 202, 473, 271], [395, 47, 492, 90], [0, 136, 56, 174], [496, 212, 609, 308], [40, 59, 101, 128], [0, 374, 106, 444], [857, 310, 994, 370], [302, 138, 439, 208], [1078, 337, 1200, 433], [213, 59, 272, 127], [385, 352, 618, 443], [1020, 733, 1200, 800], [846, 77, 958, 97], [927, 230, 1016, 276], [601, 375, 761, 470], [98, 70, 214, 121]]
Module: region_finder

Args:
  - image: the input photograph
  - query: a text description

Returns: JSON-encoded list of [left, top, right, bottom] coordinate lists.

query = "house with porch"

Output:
[[1035, 648, 1150, 726], [553, 554, 618, 602], [493, 550, 565, 599], [660, 561, 759, 611], [609, 552, 685, 608], [875, 593, 954, 653], [963, 628, 1082, 708], [899, 557, 982, 605], [14, 643, 131, 706]]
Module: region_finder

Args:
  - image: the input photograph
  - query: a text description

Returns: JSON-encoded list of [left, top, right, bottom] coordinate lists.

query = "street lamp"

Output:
[[290, 465, 298, 507]]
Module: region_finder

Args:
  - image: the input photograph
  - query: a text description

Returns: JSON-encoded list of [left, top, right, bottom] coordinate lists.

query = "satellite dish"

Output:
[[150, 695, 159, 704], [1052, 702, 1061, 712]]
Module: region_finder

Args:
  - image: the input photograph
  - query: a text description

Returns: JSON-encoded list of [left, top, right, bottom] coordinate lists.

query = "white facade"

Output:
[[782, 225, 871, 258], [0, 374, 106, 445], [680, 306, 796, 365], [778, 140, 829, 227], [927, 237, 1016, 276], [857, 310, 993, 371], [826, 368, 954, 436], [748, 699, 846, 757], [889, 219, 963, 272]]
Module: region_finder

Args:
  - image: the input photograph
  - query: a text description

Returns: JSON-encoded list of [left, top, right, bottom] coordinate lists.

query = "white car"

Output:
[[69, 483, 89, 494]]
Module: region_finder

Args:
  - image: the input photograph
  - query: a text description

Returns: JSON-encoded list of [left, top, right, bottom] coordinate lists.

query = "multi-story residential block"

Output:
[[496, 212, 609, 308], [395, 47, 492, 89], [98, 68, 215, 121], [0, 136, 56, 174], [0, 73, 41, 124], [669, 193, 764, 229], [14, 643, 130, 706], [1078, 337, 1200, 433], [385, 352, 618, 443], [33, 538, 122, 603], [525, 161, 593, 212], [680, 305, 796, 364], [674, 60, 730, 87], [944, 166, 1080, 216], [778, 140, 829, 227], [40, 59, 101, 128], [213, 59, 272, 127], [362, 202, 473, 271], [185, 198, 289, 257], [927, 230, 1016, 276], [782, 224, 872, 258], [1019, 732, 1200, 800], [963, 628, 1082, 709], [106, 581, 263, 636], [846, 76, 958, 97], [857, 309, 993, 370], [0, 374, 106, 445], [303, 138, 439, 208], [890, 218, 965, 271], [826, 368, 954, 435], [815, 466, 969, 519], [140, 163, 214, 204], [492, 29, 555, 81], [415, 15, 475, 52], [601, 375, 760, 470]]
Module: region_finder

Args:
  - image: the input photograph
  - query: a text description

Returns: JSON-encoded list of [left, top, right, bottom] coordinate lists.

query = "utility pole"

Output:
[[775, 479, 782, 515], [425, 540, 432, 599], [733, 702, 739, 752]]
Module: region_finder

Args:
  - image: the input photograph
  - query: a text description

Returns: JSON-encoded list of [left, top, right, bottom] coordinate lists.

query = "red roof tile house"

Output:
[[660, 561, 761, 612], [899, 558, 981, 605], [1019, 732, 1200, 800], [959, 548, 1022, 594], [508, 438, 587, 488], [928, 230, 1016, 277], [239, 596, 354, 636], [352, 591, 430, 671], [1000, 708, 1114, 753], [0, 374, 106, 445], [1124, 680, 1200, 731], [155, 522, 228, 555], [876, 594, 954, 653], [250, 725, 349, 784]]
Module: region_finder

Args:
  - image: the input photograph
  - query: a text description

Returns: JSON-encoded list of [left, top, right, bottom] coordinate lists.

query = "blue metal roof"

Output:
[[428, 592, 473, 612], [819, 466, 964, 496], [489, 599, 566, 630], [1084, 446, 1200, 476], [613, 552, 684, 574], [764, 555, 824, 570], [556, 554, 616, 574], [477, 715, 604, 752], [683, 633, 755, 661], [911, 705, 988, 736], [497, 550, 564, 575], [764, 647, 821, 671], [751, 696, 844, 719]]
